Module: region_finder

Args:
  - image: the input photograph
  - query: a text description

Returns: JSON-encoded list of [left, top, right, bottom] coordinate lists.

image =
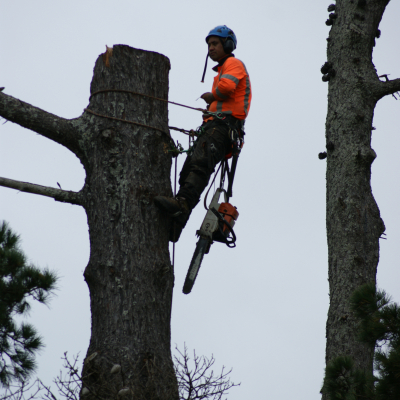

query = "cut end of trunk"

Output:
[[103, 45, 113, 67]]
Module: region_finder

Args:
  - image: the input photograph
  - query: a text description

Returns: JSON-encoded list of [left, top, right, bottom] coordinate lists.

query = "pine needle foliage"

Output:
[[321, 355, 375, 400], [321, 283, 400, 400], [350, 283, 392, 345], [0, 221, 57, 388]]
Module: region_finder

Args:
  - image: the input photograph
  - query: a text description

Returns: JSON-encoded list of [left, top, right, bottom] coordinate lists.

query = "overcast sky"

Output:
[[1, 1, 400, 399]]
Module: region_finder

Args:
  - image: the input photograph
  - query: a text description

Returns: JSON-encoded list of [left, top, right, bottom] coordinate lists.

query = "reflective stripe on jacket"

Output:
[[208, 55, 252, 121]]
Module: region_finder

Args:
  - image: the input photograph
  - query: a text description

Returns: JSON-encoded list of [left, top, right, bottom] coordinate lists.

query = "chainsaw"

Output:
[[182, 187, 239, 294]]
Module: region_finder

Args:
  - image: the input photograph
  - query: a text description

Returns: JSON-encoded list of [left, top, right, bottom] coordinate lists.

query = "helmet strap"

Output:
[[201, 52, 209, 83]]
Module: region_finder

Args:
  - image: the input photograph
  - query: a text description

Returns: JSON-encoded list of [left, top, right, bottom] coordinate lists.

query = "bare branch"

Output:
[[174, 344, 240, 400], [1, 379, 42, 400], [0, 177, 82, 206], [2, 348, 238, 400], [371, 77, 400, 100], [0, 92, 81, 154]]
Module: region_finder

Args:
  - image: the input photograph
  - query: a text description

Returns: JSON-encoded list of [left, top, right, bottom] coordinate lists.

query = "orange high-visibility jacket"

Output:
[[208, 54, 252, 121]]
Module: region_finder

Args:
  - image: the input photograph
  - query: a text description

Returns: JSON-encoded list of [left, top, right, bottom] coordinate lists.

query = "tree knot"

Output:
[[356, 147, 376, 165]]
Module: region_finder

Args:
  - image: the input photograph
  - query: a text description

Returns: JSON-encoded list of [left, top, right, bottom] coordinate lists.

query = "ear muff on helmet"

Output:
[[223, 38, 236, 54]]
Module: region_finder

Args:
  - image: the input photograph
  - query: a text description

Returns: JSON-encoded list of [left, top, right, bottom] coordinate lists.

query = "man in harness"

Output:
[[155, 25, 252, 242]]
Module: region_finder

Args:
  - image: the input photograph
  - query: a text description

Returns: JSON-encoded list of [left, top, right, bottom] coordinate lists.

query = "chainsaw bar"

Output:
[[182, 188, 238, 295], [182, 237, 210, 294]]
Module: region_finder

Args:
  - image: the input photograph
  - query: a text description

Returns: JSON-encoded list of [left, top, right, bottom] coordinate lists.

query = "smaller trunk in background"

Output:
[[322, 1, 400, 399]]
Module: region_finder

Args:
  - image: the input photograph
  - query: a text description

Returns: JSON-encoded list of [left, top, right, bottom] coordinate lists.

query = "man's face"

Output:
[[207, 36, 227, 62]]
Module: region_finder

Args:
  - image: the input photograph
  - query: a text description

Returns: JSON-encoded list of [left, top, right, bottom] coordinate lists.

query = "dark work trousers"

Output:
[[177, 118, 233, 210]]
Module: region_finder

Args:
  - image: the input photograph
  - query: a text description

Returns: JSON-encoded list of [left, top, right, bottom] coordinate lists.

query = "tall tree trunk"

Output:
[[80, 46, 177, 400], [322, 1, 400, 396], [0, 45, 179, 399]]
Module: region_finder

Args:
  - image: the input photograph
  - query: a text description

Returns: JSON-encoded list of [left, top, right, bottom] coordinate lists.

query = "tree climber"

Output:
[[155, 25, 252, 242]]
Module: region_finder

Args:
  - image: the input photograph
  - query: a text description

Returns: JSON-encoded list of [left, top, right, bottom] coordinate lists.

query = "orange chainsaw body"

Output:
[[217, 202, 239, 234]]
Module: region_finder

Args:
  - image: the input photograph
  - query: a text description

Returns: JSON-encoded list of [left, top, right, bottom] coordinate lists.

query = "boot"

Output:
[[154, 196, 191, 242], [154, 196, 189, 216]]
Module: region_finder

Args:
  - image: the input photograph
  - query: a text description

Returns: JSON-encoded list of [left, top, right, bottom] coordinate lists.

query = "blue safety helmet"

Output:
[[205, 25, 237, 52]]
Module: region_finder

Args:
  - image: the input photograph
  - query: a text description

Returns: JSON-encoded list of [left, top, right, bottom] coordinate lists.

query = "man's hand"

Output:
[[200, 92, 215, 105]]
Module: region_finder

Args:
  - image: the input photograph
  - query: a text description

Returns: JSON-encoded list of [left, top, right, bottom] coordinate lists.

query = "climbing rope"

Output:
[[86, 88, 226, 136], [203, 163, 222, 210], [90, 89, 207, 113], [84, 108, 168, 134], [85, 89, 228, 158], [168, 126, 198, 136], [84, 108, 200, 137]]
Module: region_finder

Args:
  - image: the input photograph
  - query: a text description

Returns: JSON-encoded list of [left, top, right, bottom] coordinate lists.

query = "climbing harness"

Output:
[[168, 123, 208, 157], [169, 114, 237, 158]]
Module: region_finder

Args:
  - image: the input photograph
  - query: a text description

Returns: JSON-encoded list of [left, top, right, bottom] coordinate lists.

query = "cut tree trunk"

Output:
[[80, 46, 177, 400], [0, 45, 179, 400], [323, 0, 394, 394]]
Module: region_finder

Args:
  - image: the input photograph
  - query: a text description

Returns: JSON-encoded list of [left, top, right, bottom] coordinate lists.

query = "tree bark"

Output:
[[0, 45, 178, 399], [323, 0, 398, 396]]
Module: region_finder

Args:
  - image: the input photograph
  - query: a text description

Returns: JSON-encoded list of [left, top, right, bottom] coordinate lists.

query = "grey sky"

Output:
[[1, 1, 400, 398]]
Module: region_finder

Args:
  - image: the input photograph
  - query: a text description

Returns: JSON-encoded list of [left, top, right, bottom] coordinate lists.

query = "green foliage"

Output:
[[351, 283, 400, 400], [374, 346, 400, 400], [0, 221, 57, 387], [321, 355, 374, 400], [321, 283, 400, 400], [350, 283, 392, 345]]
